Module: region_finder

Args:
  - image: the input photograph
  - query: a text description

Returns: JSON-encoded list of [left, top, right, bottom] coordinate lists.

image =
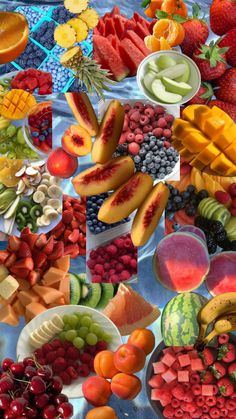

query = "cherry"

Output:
[[10, 398, 27, 415], [3, 409, 15, 419], [57, 402, 73, 418], [23, 357, 35, 367], [21, 390, 31, 401], [0, 377, 14, 392], [1, 358, 14, 371], [50, 376, 63, 394], [25, 366, 37, 379], [25, 406, 38, 418], [53, 394, 68, 405], [10, 362, 25, 377], [0, 394, 11, 410], [37, 366, 53, 381], [42, 405, 57, 419], [29, 376, 46, 395], [35, 393, 50, 409]]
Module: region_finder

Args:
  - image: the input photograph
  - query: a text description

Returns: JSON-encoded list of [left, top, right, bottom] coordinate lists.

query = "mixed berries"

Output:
[[166, 184, 209, 219], [32, 21, 56, 51], [29, 103, 52, 153]]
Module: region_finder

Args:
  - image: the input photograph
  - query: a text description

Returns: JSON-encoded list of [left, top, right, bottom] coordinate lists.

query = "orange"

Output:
[[144, 0, 163, 18], [160, 37, 172, 50], [161, 0, 188, 17], [0, 12, 29, 64], [153, 18, 185, 46], [144, 35, 160, 52]]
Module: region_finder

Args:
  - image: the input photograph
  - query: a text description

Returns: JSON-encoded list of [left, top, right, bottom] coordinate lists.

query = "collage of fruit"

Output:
[[0, 0, 235, 417]]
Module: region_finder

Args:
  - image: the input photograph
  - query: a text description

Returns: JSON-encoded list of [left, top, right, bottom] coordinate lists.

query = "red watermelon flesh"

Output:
[[206, 252, 236, 295], [97, 19, 105, 36], [125, 30, 150, 56], [154, 232, 210, 292], [119, 38, 145, 76], [135, 22, 151, 40], [93, 27, 100, 36], [124, 19, 137, 32], [105, 18, 116, 36], [107, 34, 120, 54], [113, 15, 128, 38], [93, 35, 130, 81], [110, 5, 120, 16]]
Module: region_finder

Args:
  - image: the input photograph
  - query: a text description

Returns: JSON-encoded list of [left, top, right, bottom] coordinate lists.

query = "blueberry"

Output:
[[166, 167, 173, 174], [173, 196, 182, 203], [134, 156, 141, 163], [141, 166, 147, 172], [187, 185, 195, 194], [159, 173, 165, 179], [87, 220, 93, 226], [159, 168, 165, 173], [151, 168, 156, 174], [145, 144, 150, 150]]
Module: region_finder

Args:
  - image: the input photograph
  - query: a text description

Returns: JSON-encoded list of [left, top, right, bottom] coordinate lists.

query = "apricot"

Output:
[[82, 376, 112, 407], [86, 406, 118, 419], [62, 124, 92, 157], [111, 373, 142, 400], [113, 343, 146, 374], [128, 328, 155, 355], [94, 350, 120, 379], [47, 147, 78, 178]]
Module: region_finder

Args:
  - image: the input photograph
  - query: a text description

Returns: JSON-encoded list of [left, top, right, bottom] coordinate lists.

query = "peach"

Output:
[[65, 92, 99, 137], [82, 376, 112, 407], [86, 406, 118, 419], [113, 343, 146, 374], [62, 124, 92, 157], [111, 373, 142, 400], [94, 350, 120, 379], [47, 147, 78, 178], [128, 328, 155, 355]]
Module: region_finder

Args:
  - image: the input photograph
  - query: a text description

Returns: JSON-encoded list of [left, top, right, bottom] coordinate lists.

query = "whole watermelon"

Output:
[[161, 292, 208, 346]]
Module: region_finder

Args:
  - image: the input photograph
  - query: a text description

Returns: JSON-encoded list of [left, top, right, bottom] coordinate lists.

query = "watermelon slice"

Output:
[[105, 18, 116, 36], [113, 15, 127, 38], [103, 283, 160, 335], [107, 34, 120, 54], [153, 232, 210, 292], [110, 5, 120, 16], [179, 225, 206, 243], [93, 35, 130, 81], [125, 30, 150, 56], [206, 252, 236, 295], [119, 38, 145, 76], [135, 22, 151, 40], [97, 18, 105, 36], [124, 19, 137, 32]]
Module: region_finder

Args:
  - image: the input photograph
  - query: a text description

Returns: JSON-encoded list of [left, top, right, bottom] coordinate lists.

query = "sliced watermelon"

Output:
[[174, 210, 195, 226], [133, 12, 151, 31], [105, 18, 116, 36], [135, 22, 151, 40], [107, 34, 120, 54], [206, 251, 236, 295], [93, 35, 130, 81], [124, 19, 137, 32], [113, 15, 127, 38], [125, 30, 150, 56], [93, 27, 100, 36], [110, 5, 120, 16], [97, 18, 105, 36], [119, 38, 145, 76]]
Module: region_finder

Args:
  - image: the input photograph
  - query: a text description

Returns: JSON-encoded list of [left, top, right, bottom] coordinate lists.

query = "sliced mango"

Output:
[[225, 143, 236, 165], [201, 115, 226, 138], [179, 147, 196, 162], [182, 131, 210, 153], [213, 124, 236, 151], [197, 143, 221, 165], [211, 106, 233, 127], [182, 105, 200, 124], [193, 105, 212, 131], [190, 156, 206, 171], [191, 168, 206, 192], [210, 153, 236, 176]]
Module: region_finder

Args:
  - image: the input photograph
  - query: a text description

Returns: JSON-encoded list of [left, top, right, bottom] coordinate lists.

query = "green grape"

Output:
[[89, 323, 102, 337], [77, 326, 89, 339], [16, 127, 25, 145], [65, 329, 77, 342], [63, 314, 70, 324], [73, 337, 85, 349], [7, 151, 16, 159], [102, 332, 112, 343], [74, 312, 82, 320], [0, 143, 7, 154], [6, 125, 17, 138], [80, 316, 92, 328], [58, 331, 66, 342], [85, 333, 98, 346], [68, 314, 79, 328]]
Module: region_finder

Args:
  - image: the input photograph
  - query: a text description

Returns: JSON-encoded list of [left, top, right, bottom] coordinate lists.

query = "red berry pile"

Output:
[[11, 69, 52, 95], [215, 183, 236, 217], [0, 356, 73, 418], [87, 233, 137, 283], [28, 103, 52, 153], [48, 195, 86, 257], [34, 338, 108, 386], [148, 334, 236, 419]]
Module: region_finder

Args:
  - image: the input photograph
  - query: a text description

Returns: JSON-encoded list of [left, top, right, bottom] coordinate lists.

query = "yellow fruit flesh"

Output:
[[67, 18, 88, 42], [79, 8, 99, 29], [54, 24, 76, 48]]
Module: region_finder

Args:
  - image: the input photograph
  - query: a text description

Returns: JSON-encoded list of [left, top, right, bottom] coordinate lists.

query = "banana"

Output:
[[203, 312, 236, 344], [0, 116, 10, 130], [197, 292, 236, 341]]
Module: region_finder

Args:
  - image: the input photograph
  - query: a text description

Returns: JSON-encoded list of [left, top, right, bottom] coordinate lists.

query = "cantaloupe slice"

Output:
[[0, 292, 17, 306], [53, 256, 70, 272], [12, 299, 25, 317], [0, 304, 19, 326], [0, 275, 19, 300], [17, 278, 30, 291], [32, 285, 63, 305], [42, 267, 66, 286], [25, 302, 47, 321], [18, 290, 39, 306]]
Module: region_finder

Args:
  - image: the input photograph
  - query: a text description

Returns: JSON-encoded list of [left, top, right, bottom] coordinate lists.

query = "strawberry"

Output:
[[14, 257, 34, 271], [20, 227, 31, 237], [187, 82, 214, 105], [28, 270, 40, 286], [218, 334, 230, 345], [64, 243, 79, 257], [68, 229, 80, 244], [217, 377, 234, 396], [218, 28, 236, 66], [18, 241, 32, 258], [4, 253, 17, 268], [207, 99, 236, 120], [228, 362, 236, 381], [218, 343, 236, 363], [210, 0, 236, 35], [9, 267, 30, 279], [8, 236, 21, 252], [229, 184, 236, 198], [201, 370, 215, 384], [214, 68, 236, 105], [42, 236, 54, 255], [21, 233, 38, 250], [193, 41, 228, 81], [62, 209, 74, 224], [201, 348, 217, 366], [47, 241, 64, 260], [180, 4, 209, 57], [210, 362, 227, 379], [35, 234, 47, 249], [0, 250, 10, 263]]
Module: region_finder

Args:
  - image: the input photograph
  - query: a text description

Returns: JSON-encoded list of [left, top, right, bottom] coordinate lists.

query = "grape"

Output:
[[68, 314, 79, 328], [101, 332, 112, 343], [85, 333, 98, 346], [58, 331, 66, 342], [0, 143, 7, 154], [89, 323, 102, 337], [65, 330, 77, 342], [77, 327, 89, 339], [62, 314, 70, 324], [73, 337, 85, 349], [80, 316, 92, 328], [16, 127, 26, 145], [6, 125, 17, 138]]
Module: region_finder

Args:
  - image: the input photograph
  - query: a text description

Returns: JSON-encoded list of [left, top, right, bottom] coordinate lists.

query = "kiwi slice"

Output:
[[70, 274, 81, 304], [204, 201, 220, 219], [76, 273, 87, 284], [79, 283, 101, 308], [30, 205, 43, 220], [17, 201, 32, 216], [96, 284, 114, 309]]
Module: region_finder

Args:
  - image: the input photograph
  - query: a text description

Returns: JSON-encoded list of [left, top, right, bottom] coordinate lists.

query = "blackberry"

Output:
[[215, 230, 227, 243], [173, 196, 182, 204], [205, 233, 217, 254], [220, 239, 232, 251], [185, 205, 196, 217], [187, 185, 195, 194], [195, 216, 211, 231], [210, 221, 225, 234], [197, 189, 209, 200], [230, 241, 236, 251]]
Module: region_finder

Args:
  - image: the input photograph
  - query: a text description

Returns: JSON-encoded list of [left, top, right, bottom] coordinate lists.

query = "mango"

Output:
[[213, 124, 236, 151], [182, 131, 210, 153], [197, 143, 221, 165]]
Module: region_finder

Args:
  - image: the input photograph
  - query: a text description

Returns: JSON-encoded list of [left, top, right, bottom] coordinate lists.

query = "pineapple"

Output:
[[67, 18, 88, 42], [60, 46, 83, 69], [79, 8, 99, 29], [54, 24, 76, 48], [64, 0, 88, 14]]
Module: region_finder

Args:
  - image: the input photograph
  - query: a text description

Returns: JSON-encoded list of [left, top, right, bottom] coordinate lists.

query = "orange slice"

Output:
[[144, 35, 160, 52], [153, 18, 185, 46], [160, 37, 172, 50], [0, 12, 29, 64]]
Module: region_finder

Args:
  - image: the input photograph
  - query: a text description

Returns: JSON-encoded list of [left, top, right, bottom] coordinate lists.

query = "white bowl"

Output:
[[16, 305, 122, 398], [137, 50, 201, 106]]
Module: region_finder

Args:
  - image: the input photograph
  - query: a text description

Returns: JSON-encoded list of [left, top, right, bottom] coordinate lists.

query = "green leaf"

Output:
[[156, 10, 168, 19], [141, 0, 151, 8], [172, 14, 187, 23], [200, 82, 214, 99], [192, 3, 201, 18]]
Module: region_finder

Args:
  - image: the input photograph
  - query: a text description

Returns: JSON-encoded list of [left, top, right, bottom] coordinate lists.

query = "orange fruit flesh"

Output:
[[153, 19, 185, 46], [144, 35, 161, 52], [0, 12, 29, 64]]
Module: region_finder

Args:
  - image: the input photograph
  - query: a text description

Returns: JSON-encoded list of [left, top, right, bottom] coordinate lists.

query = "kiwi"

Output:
[[76, 273, 86, 284], [70, 274, 81, 304], [79, 283, 102, 308], [96, 284, 114, 309]]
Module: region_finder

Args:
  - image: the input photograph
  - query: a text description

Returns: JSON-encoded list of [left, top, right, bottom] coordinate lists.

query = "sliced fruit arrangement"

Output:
[[0, 89, 36, 121], [29, 314, 64, 349], [11, 68, 52, 95], [0, 356, 73, 417]]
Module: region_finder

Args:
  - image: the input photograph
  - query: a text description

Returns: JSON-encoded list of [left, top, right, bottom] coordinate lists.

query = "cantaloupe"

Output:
[[25, 302, 47, 321], [18, 290, 39, 306], [16, 278, 31, 291], [0, 304, 19, 326], [32, 285, 63, 305], [51, 275, 70, 304], [53, 256, 70, 273], [42, 267, 66, 286], [12, 299, 25, 317]]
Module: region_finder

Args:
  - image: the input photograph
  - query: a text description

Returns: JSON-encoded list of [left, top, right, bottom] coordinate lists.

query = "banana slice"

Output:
[[29, 331, 46, 348], [41, 179, 50, 187], [41, 198, 48, 206], [57, 206, 62, 214], [41, 321, 55, 336], [43, 205, 54, 214], [48, 185, 63, 199], [47, 199, 61, 209], [33, 190, 45, 204], [40, 215, 51, 226], [37, 184, 48, 194], [36, 217, 43, 227], [47, 319, 63, 334], [42, 173, 51, 180], [45, 209, 58, 220], [51, 314, 64, 329], [38, 324, 55, 340]]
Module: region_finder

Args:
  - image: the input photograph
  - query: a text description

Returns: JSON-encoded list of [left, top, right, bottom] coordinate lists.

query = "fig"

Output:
[[72, 156, 135, 196], [131, 182, 170, 246], [62, 124, 92, 157], [65, 92, 99, 136], [98, 172, 153, 224], [92, 100, 125, 164]]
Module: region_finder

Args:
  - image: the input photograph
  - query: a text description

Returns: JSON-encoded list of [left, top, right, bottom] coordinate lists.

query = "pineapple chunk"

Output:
[[54, 24, 76, 48], [79, 8, 99, 29], [60, 46, 83, 69], [67, 18, 88, 42], [64, 0, 88, 14]]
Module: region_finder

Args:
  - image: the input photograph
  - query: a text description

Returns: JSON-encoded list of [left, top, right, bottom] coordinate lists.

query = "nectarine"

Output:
[[47, 147, 78, 178], [94, 350, 120, 379], [82, 376, 112, 407], [128, 328, 155, 355], [114, 343, 146, 374], [111, 373, 142, 400], [62, 124, 92, 157], [86, 406, 118, 419]]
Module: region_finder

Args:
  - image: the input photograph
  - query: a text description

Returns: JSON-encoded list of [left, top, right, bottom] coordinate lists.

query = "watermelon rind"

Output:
[[161, 292, 208, 346]]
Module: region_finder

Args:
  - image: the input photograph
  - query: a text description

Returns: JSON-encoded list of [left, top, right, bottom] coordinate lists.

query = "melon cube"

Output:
[[162, 352, 176, 367], [153, 361, 168, 374], [0, 265, 8, 281], [191, 358, 204, 371], [0, 275, 19, 300], [148, 374, 164, 388], [172, 346, 184, 353], [151, 388, 172, 405], [0, 304, 19, 326], [177, 370, 189, 383], [178, 354, 190, 367], [162, 347, 175, 355], [202, 385, 213, 396], [151, 388, 164, 400], [189, 350, 199, 359], [162, 368, 177, 383]]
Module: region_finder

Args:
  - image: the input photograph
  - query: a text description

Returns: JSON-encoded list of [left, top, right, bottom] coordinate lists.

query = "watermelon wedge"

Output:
[[135, 22, 151, 40], [110, 5, 120, 16], [113, 15, 128, 38], [119, 38, 145, 76], [105, 18, 116, 36], [206, 252, 236, 295], [125, 30, 150, 56]]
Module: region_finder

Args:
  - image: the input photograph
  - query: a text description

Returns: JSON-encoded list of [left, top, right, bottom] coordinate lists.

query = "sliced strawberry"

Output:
[[62, 209, 74, 224], [21, 232, 38, 250], [33, 249, 47, 269], [64, 243, 79, 257], [35, 234, 47, 249], [50, 222, 65, 239], [20, 227, 31, 238], [14, 257, 34, 270], [18, 241, 32, 258], [74, 212, 86, 224], [0, 250, 10, 263], [28, 270, 40, 286], [47, 242, 64, 260], [68, 229, 80, 243], [4, 253, 17, 268], [78, 246, 85, 257], [8, 236, 21, 252], [79, 224, 86, 235], [42, 236, 54, 255], [210, 362, 226, 379], [73, 203, 86, 213], [71, 220, 79, 230], [217, 377, 234, 396], [9, 267, 30, 279]]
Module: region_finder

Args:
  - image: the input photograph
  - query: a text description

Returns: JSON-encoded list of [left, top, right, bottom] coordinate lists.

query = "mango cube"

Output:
[[179, 147, 196, 162], [182, 131, 210, 153], [211, 106, 233, 127], [197, 143, 221, 165], [182, 104, 202, 124], [210, 153, 236, 175], [190, 156, 206, 170], [193, 105, 212, 131], [225, 143, 236, 165], [202, 116, 226, 138], [213, 124, 236, 151]]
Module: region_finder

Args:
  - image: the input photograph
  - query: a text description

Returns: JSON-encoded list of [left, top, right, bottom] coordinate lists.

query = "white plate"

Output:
[[16, 305, 122, 398]]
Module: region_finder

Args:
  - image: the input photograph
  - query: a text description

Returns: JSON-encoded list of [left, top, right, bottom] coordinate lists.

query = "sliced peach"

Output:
[[62, 124, 92, 157], [65, 92, 99, 136]]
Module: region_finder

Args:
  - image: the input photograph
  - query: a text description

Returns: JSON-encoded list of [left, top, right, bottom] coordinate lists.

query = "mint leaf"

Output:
[[172, 14, 187, 23], [141, 0, 151, 8], [156, 10, 168, 19]]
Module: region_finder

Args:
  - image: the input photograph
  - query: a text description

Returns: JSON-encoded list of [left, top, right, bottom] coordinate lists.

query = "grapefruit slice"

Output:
[[103, 284, 160, 336], [0, 12, 29, 64]]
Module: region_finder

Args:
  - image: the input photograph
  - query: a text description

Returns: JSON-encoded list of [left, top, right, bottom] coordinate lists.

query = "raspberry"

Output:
[[202, 405, 209, 413], [52, 357, 67, 373], [164, 140, 172, 148], [124, 238, 132, 248], [116, 263, 124, 273], [96, 341, 108, 352], [45, 352, 57, 364], [66, 347, 80, 360], [87, 259, 96, 269], [79, 353, 92, 364], [226, 400, 236, 411], [109, 269, 116, 276], [192, 384, 201, 396], [163, 405, 175, 418], [228, 183, 236, 197], [96, 256, 105, 264], [59, 371, 72, 385], [135, 134, 144, 143], [191, 408, 203, 418], [232, 198, 236, 208], [128, 142, 140, 155], [157, 117, 168, 128], [183, 391, 193, 403], [103, 263, 110, 271], [181, 402, 195, 413], [172, 385, 185, 400], [56, 348, 66, 358], [66, 366, 78, 379], [106, 244, 118, 255], [66, 360, 79, 369], [109, 274, 120, 283], [152, 127, 163, 137], [113, 238, 124, 248], [77, 364, 90, 377], [196, 396, 205, 407], [171, 398, 180, 408], [190, 374, 201, 384], [221, 407, 229, 416], [212, 385, 218, 395], [94, 264, 104, 274], [91, 275, 102, 283], [165, 114, 174, 124], [175, 408, 184, 417], [130, 259, 137, 269], [50, 339, 62, 349], [214, 191, 231, 206], [216, 396, 225, 408], [218, 334, 230, 345], [37, 358, 46, 365], [120, 255, 131, 265], [34, 348, 43, 359], [209, 407, 220, 418], [155, 105, 165, 114], [130, 110, 140, 122], [42, 343, 53, 355], [120, 270, 131, 281], [206, 396, 216, 407]]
